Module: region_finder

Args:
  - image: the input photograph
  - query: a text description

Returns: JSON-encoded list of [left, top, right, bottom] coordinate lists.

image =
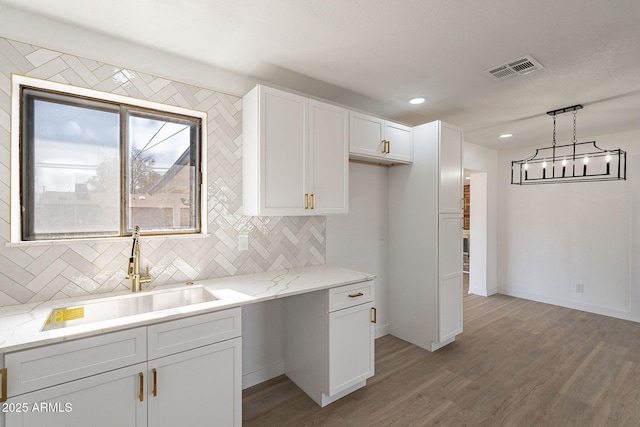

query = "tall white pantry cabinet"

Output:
[[388, 120, 464, 352]]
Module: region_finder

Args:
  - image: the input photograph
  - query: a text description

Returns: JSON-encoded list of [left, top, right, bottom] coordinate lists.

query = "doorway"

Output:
[[464, 169, 490, 296]]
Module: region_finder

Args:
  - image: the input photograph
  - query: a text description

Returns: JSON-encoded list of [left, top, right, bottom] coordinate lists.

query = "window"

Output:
[[18, 82, 204, 241]]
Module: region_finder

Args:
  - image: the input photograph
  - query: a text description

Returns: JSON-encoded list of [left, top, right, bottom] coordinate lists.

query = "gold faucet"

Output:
[[126, 226, 151, 292]]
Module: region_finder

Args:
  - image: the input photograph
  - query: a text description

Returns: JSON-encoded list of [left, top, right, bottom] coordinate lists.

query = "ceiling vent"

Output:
[[484, 55, 544, 80]]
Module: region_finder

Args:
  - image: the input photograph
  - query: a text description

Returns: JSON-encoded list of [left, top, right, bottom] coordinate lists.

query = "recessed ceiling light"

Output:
[[499, 133, 513, 138], [409, 97, 426, 105]]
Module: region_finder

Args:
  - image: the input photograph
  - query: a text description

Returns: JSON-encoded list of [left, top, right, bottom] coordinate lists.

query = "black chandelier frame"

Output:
[[511, 105, 627, 185]]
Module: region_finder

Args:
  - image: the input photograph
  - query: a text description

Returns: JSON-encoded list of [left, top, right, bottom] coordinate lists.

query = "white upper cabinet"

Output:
[[308, 100, 349, 213], [349, 111, 413, 164], [383, 121, 413, 163], [349, 113, 385, 159], [243, 85, 348, 216]]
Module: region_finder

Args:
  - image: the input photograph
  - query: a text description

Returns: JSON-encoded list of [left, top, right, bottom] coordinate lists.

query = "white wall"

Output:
[[241, 300, 284, 389], [497, 129, 640, 321], [463, 142, 499, 295], [326, 162, 389, 337]]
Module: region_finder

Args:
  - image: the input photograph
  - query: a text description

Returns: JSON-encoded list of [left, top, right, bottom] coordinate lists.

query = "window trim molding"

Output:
[[10, 74, 208, 243]]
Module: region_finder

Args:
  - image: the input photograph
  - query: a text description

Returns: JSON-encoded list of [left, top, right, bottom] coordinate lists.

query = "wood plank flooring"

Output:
[[242, 275, 640, 426]]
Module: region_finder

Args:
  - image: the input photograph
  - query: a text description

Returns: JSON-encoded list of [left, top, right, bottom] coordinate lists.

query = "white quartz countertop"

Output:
[[0, 265, 374, 353]]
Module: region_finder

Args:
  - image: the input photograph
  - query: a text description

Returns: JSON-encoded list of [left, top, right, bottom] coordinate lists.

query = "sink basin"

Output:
[[41, 286, 218, 331]]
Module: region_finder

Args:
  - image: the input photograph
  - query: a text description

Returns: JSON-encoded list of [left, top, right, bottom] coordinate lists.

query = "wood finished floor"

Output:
[[242, 274, 640, 426]]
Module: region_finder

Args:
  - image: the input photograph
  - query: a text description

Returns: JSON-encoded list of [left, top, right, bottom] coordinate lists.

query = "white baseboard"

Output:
[[498, 286, 636, 322], [242, 361, 285, 390], [321, 380, 366, 407], [375, 323, 390, 339], [429, 336, 455, 352], [242, 323, 391, 391], [469, 285, 498, 297]]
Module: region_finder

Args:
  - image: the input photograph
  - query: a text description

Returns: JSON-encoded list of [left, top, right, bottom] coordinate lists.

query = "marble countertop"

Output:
[[0, 265, 374, 353]]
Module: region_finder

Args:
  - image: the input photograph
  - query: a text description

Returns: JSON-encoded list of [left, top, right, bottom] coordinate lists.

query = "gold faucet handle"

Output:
[[140, 266, 152, 283]]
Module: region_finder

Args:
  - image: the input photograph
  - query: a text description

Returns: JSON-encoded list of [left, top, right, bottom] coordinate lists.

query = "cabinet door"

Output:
[[438, 214, 463, 342], [5, 363, 146, 427], [147, 338, 242, 427], [439, 123, 463, 214], [261, 87, 308, 214], [5, 327, 146, 397], [328, 302, 374, 396], [349, 112, 385, 159], [384, 121, 413, 163], [309, 101, 349, 213]]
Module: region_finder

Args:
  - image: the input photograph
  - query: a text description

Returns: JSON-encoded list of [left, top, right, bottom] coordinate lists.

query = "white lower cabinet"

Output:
[[5, 363, 147, 427], [147, 338, 241, 427], [2, 308, 241, 427], [146, 309, 242, 427], [328, 303, 375, 396], [283, 281, 375, 407]]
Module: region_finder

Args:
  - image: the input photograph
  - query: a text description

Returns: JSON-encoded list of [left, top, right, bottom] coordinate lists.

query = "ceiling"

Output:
[[2, 0, 640, 150]]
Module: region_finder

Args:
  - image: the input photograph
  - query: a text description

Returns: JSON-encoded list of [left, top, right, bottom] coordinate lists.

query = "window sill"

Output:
[[6, 233, 212, 248]]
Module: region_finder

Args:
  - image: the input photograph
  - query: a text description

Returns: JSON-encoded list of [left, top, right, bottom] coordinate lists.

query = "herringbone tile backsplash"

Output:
[[0, 37, 326, 306]]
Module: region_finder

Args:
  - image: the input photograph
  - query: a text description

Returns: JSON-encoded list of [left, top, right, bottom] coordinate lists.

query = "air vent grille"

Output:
[[485, 55, 543, 80]]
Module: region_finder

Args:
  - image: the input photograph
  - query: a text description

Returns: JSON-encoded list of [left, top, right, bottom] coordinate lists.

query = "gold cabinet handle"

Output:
[[371, 307, 377, 324], [0, 368, 6, 403], [152, 368, 157, 397], [348, 292, 364, 298], [139, 372, 144, 402], [386, 140, 391, 154], [311, 194, 316, 209], [305, 193, 310, 209], [381, 140, 389, 154]]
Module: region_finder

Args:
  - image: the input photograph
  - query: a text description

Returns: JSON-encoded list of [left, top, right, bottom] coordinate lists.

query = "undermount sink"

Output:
[[41, 286, 218, 331]]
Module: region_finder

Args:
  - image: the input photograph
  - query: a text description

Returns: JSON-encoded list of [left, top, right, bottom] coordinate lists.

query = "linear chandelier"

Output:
[[511, 105, 626, 185]]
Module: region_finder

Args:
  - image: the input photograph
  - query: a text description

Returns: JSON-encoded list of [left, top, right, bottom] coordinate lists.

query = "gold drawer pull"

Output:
[[152, 368, 157, 397], [139, 372, 144, 402], [1, 368, 6, 402], [348, 292, 364, 298], [372, 307, 377, 324], [304, 193, 310, 209]]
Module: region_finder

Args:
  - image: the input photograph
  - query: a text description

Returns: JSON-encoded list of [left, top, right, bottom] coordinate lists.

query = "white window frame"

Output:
[[10, 74, 208, 244]]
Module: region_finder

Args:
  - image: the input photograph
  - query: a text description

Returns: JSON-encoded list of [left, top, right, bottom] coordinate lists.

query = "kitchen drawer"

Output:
[[5, 327, 146, 397], [148, 308, 241, 360], [328, 281, 374, 312]]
